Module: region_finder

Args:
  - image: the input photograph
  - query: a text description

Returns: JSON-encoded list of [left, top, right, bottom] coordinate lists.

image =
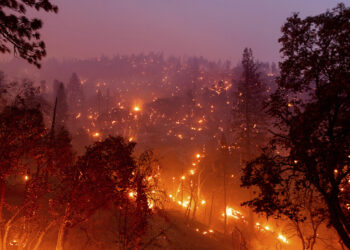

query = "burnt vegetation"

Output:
[[0, 1, 349, 250]]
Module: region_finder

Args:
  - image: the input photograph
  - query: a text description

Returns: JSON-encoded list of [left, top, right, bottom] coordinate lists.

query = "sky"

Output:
[[37, 0, 342, 64]]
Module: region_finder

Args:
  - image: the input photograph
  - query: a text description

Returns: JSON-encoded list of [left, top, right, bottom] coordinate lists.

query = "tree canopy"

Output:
[[241, 3, 350, 248], [0, 0, 58, 67]]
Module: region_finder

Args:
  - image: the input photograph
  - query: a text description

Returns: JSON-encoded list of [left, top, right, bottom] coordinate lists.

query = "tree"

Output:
[[0, 0, 58, 67], [241, 4, 350, 248], [232, 48, 268, 235], [50, 136, 152, 250], [232, 48, 268, 163], [67, 73, 84, 114], [0, 104, 47, 250], [54, 81, 68, 128]]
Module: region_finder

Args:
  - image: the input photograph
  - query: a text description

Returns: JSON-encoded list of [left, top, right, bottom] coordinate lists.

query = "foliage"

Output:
[[232, 48, 268, 162], [0, 79, 154, 249], [241, 4, 350, 248], [0, 0, 58, 67]]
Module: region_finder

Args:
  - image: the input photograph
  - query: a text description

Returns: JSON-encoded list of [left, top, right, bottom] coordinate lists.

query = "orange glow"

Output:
[[92, 132, 100, 137], [278, 233, 288, 244], [133, 105, 141, 112], [225, 207, 244, 220]]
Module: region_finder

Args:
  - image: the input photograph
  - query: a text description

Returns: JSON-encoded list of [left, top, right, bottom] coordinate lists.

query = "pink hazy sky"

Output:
[[36, 0, 341, 63]]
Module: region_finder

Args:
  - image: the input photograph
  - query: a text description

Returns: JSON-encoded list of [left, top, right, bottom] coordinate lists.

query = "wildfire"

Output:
[[278, 233, 288, 244], [148, 200, 154, 209], [92, 132, 100, 137], [9, 240, 18, 246], [225, 207, 244, 220], [133, 105, 141, 112]]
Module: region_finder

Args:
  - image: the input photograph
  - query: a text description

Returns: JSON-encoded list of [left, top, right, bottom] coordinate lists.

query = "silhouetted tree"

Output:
[[0, 0, 58, 67], [241, 4, 350, 248], [232, 48, 268, 163], [54, 81, 68, 128], [67, 73, 84, 113], [0, 104, 46, 250], [50, 136, 150, 250]]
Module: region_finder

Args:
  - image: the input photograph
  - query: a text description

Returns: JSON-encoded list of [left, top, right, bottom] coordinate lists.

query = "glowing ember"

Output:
[[201, 200, 206, 205], [195, 153, 201, 159], [148, 200, 154, 209], [9, 240, 18, 246], [133, 106, 141, 112], [278, 233, 288, 244], [92, 132, 100, 137], [24, 175, 29, 181], [225, 207, 244, 220]]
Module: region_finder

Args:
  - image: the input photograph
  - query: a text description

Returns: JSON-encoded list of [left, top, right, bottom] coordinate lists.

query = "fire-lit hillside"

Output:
[[0, 1, 349, 250]]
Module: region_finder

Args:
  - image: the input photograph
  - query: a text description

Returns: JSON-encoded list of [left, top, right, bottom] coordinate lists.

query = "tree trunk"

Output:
[[0, 179, 5, 250], [208, 192, 214, 226], [186, 186, 193, 219], [223, 162, 227, 234], [33, 220, 56, 250], [328, 201, 350, 249], [2, 224, 11, 250], [181, 168, 184, 205], [191, 195, 197, 222], [123, 199, 129, 250], [56, 220, 67, 250]]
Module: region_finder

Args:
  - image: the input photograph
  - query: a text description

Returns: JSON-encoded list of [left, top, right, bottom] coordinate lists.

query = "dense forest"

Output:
[[0, 1, 349, 250]]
